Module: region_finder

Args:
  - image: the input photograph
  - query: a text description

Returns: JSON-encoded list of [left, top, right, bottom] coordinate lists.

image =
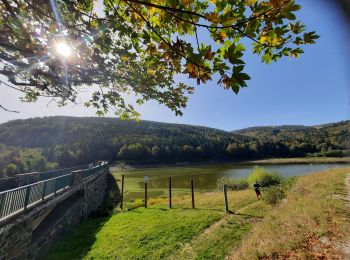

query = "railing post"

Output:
[[120, 174, 124, 210], [0, 194, 5, 218], [24, 186, 31, 210], [223, 184, 229, 213], [70, 173, 75, 187], [191, 179, 195, 209], [169, 177, 172, 209], [72, 170, 84, 186], [54, 179, 58, 195], [42, 182, 47, 201]]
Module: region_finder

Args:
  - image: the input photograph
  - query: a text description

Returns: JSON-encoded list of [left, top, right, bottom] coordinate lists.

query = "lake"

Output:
[[111, 163, 349, 201]]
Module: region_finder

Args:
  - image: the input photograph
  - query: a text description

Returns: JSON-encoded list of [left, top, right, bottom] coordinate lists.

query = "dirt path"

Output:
[[338, 174, 350, 258], [172, 201, 262, 259]]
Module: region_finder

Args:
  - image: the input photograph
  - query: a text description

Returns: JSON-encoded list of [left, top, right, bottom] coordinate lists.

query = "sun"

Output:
[[55, 42, 72, 58]]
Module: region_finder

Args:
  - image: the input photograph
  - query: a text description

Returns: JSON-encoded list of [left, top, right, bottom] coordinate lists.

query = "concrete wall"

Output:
[[0, 165, 111, 260]]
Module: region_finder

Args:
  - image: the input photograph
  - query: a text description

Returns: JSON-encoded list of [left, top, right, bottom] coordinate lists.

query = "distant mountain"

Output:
[[233, 120, 350, 151], [233, 125, 314, 136], [0, 116, 249, 148], [0, 117, 348, 177]]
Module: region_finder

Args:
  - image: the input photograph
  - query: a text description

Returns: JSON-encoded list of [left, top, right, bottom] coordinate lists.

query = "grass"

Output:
[[44, 207, 221, 260], [45, 188, 265, 260], [173, 215, 253, 260], [46, 166, 350, 260], [229, 167, 350, 259]]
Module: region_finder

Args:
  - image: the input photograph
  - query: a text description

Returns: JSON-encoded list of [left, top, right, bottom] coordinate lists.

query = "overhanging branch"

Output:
[[0, 104, 19, 113]]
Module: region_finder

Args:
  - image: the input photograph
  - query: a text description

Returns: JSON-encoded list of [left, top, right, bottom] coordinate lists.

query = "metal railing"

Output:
[[0, 162, 108, 222], [38, 164, 90, 181]]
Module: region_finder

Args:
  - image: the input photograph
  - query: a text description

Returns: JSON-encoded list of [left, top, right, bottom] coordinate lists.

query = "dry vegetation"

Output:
[[247, 157, 350, 165], [229, 167, 350, 259]]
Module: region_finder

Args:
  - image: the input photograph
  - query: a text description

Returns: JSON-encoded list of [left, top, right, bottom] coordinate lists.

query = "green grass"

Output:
[[173, 215, 253, 260], [46, 167, 350, 260], [45, 186, 265, 260], [44, 207, 222, 260]]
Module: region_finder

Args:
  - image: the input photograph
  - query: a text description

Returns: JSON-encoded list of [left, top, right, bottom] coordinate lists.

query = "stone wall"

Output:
[[0, 165, 113, 260]]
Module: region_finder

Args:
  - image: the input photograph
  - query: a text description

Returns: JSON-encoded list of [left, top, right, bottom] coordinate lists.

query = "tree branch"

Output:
[[123, 0, 207, 19], [0, 104, 19, 113], [1, 0, 32, 41]]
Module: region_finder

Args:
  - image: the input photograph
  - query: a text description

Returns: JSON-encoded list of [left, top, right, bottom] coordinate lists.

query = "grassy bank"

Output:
[[46, 167, 350, 259], [247, 157, 350, 165], [229, 167, 350, 259]]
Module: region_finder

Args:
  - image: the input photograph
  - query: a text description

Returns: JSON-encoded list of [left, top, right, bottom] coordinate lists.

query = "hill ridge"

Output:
[[0, 117, 348, 177]]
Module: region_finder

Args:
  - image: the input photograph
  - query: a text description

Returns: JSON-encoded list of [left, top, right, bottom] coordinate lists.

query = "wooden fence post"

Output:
[[169, 177, 172, 209], [144, 182, 148, 208], [223, 184, 229, 213], [120, 174, 124, 210], [191, 179, 195, 209]]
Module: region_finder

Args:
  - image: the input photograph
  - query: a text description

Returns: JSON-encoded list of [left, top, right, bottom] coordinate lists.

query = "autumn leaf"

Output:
[[245, 0, 257, 6], [181, 0, 194, 5], [270, 0, 283, 8], [205, 12, 219, 23], [205, 50, 215, 60], [214, 31, 228, 42]]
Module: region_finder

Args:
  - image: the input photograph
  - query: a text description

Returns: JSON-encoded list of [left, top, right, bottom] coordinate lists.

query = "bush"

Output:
[[124, 199, 145, 210], [6, 163, 17, 177], [217, 177, 249, 191], [263, 186, 287, 204], [308, 150, 345, 157], [248, 167, 283, 188], [283, 176, 297, 190]]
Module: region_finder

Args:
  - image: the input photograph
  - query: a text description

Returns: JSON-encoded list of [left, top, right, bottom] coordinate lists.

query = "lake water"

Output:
[[112, 163, 349, 200]]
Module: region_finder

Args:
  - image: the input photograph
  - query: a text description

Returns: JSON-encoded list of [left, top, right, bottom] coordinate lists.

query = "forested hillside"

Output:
[[234, 121, 350, 154], [0, 117, 349, 177]]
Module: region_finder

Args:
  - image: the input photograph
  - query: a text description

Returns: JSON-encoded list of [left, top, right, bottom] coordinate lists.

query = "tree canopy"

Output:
[[0, 0, 318, 118]]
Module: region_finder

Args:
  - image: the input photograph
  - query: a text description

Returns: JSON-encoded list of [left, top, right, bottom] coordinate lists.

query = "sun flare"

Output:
[[55, 42, 72, 58]]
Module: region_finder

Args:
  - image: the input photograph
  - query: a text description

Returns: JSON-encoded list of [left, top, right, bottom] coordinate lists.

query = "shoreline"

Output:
[[111, 157, 350, 170], [243, 157, 350, 165]]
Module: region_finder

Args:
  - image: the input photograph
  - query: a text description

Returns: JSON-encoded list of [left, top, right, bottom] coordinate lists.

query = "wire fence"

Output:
[[118, 174, 238, 213]]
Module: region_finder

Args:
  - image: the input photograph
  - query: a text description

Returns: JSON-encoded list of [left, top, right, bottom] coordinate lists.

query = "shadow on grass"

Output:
[[42, 214, 113, 260], [43, 173, 121, 260], [127, 205, 225, 215]]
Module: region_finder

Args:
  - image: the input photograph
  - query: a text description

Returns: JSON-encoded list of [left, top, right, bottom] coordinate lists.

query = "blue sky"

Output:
[[0, 0, 349, 130]]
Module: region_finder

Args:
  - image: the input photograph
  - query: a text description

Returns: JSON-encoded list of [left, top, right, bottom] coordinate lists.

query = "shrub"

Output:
[[308, 150, 345, 157], [217, 177, 249, 191], [6, 163, 17, 177], [283, 176, 297, 190], [263, 186, 287, 204], [124, 199, 145, 210], [248, 167, 283, 188]]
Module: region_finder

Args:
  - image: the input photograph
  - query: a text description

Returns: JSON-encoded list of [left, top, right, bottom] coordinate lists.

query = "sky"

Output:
[[0, 0, 349, 131]]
